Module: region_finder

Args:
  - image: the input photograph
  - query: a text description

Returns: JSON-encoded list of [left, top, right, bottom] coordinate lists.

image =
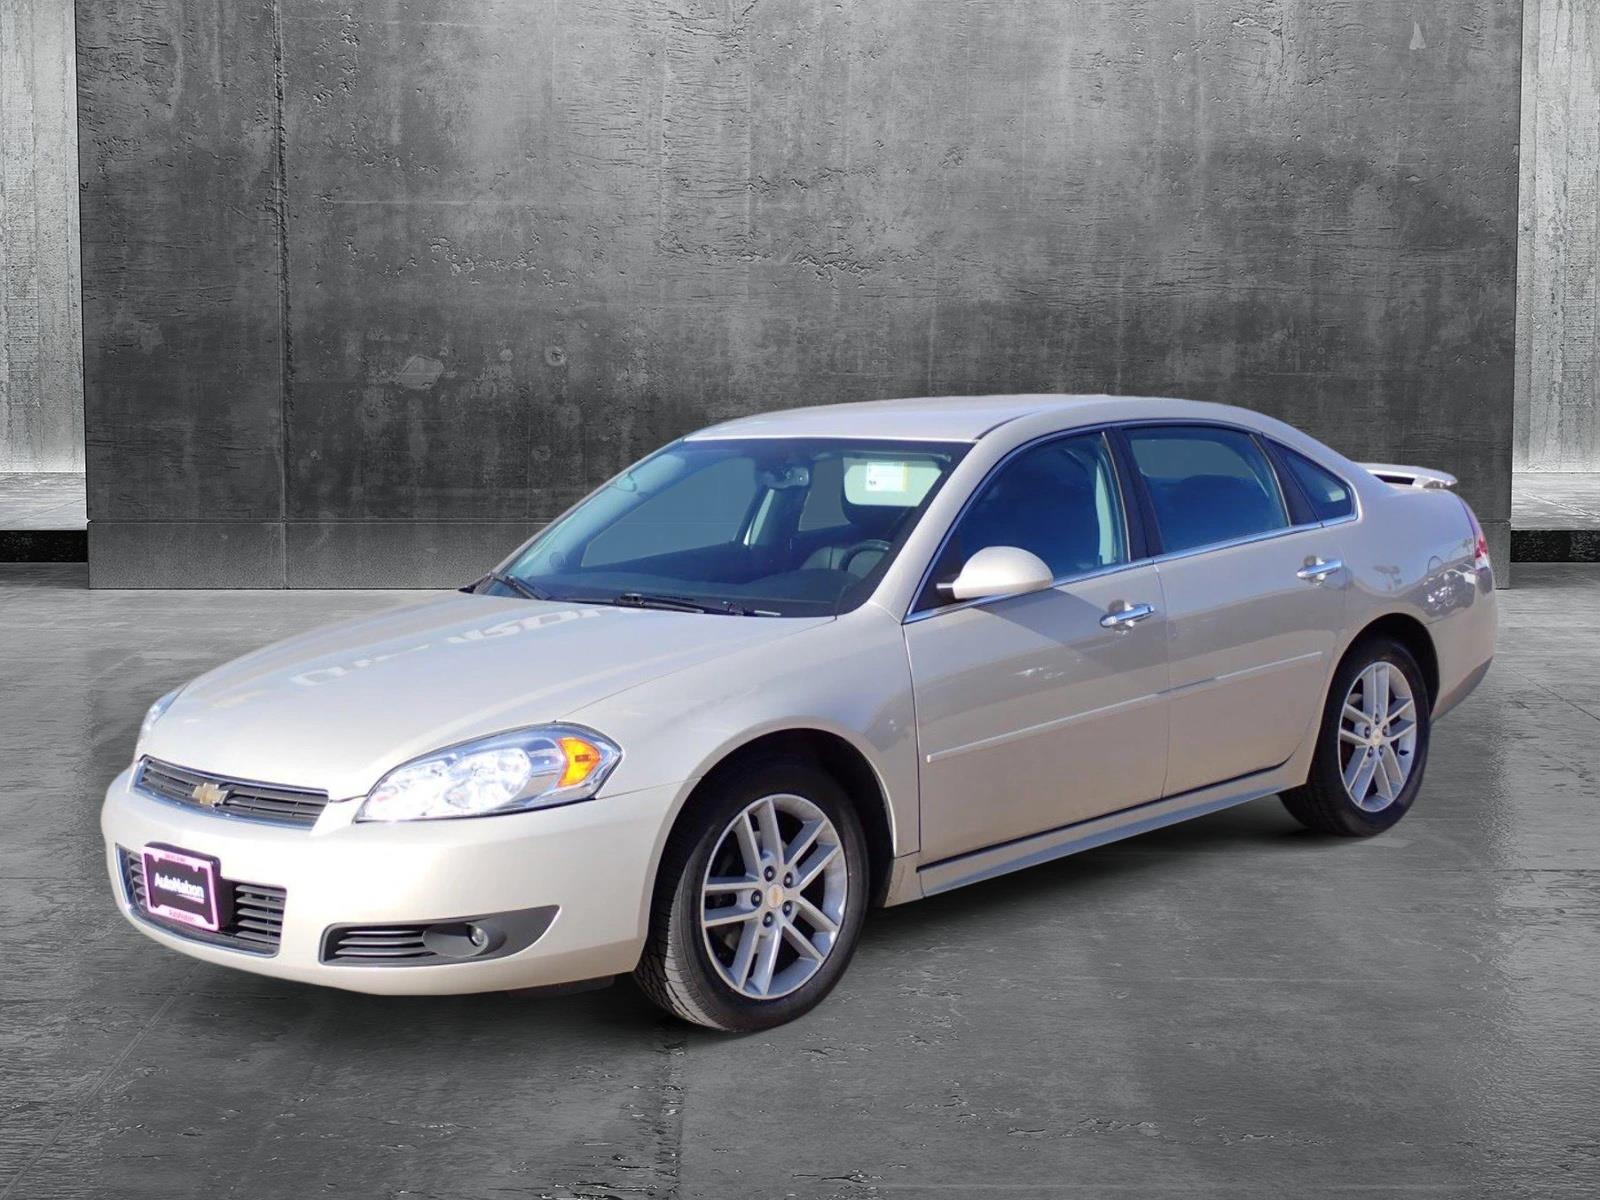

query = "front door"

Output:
[[905, 431, 1171, 864]]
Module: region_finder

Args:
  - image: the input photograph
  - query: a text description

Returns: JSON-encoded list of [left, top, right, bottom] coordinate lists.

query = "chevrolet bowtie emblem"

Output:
[[192, 781, 229, 809]]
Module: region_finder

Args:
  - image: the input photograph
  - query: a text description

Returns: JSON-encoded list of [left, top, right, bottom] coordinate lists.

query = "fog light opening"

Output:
[[421, 920, 505, 959]]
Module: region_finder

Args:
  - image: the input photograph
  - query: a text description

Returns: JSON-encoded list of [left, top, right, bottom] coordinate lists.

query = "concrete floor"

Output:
[[1, 564, 1596, 1199]]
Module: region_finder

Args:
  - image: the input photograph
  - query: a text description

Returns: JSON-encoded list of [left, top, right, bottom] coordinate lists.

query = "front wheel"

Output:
[[1281, 637, 1432, 836], [633, 758, 869, 1031]]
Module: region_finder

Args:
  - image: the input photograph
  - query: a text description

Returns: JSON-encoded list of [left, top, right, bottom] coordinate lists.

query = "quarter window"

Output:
[[1277, 445, 1354, 521], [920, 432, 1127, 608], [1125, 425, 1288, 553]]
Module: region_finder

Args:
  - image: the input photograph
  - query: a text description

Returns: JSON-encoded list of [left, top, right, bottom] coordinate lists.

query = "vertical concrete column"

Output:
[[0, 0, 84, 472], [1516, 0, 1600, 472]]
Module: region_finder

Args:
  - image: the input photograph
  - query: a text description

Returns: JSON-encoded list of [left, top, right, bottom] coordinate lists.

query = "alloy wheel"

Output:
[[699, 793, 848, 1000], [1338, 661, 1419, 812]]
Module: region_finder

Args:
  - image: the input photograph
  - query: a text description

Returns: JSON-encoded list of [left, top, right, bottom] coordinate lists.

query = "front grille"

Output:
[[322, 924, 437, 964], [136, 758, 330, 826], [120, 847, 287, 956]]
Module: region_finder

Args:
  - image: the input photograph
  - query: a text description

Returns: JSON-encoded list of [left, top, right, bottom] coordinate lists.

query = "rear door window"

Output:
[[1124, 425, 1289, 554], [1276, 445, 1355, 521]]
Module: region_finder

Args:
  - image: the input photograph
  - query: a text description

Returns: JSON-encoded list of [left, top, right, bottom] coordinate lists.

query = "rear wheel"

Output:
[[1281, 637, 1431, 836], [633, 758, 869, 1031]]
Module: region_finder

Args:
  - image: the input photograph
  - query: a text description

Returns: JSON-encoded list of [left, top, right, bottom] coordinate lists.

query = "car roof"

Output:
[[684, 394, 1257, 443]]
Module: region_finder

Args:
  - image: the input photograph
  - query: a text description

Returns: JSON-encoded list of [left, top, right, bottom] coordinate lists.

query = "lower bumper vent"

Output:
[[320, 906, 559, 967], [120, 846, 286, 956]]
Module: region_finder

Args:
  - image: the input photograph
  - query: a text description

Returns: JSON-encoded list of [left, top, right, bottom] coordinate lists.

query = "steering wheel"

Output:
[[838, 538, 893, 576]]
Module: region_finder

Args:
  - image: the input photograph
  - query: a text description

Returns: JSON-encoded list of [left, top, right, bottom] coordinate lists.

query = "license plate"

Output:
[[142, 844, 227, 932]]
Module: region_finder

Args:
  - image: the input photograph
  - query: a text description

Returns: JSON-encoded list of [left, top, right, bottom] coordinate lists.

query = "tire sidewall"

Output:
[[665, 758, 870, 1031], [1313, 639, 1431, 834]]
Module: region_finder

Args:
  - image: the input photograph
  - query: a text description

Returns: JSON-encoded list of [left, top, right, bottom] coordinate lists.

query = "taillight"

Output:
[[1461, 499, 1491, 572]]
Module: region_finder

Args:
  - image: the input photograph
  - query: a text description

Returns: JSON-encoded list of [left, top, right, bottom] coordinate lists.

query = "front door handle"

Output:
[[1297, 557, 1344, 582], [1100, 601, 1157, 630]]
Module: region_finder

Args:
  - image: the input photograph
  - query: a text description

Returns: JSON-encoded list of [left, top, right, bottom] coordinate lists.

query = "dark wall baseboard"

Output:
[[1512, 528, 1600, 564], [0, 530, 89, 563]]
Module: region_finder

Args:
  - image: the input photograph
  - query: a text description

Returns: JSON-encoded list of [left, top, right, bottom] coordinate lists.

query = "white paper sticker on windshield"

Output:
[[844, 459, 941, 507], [862, 462, 908, 493]]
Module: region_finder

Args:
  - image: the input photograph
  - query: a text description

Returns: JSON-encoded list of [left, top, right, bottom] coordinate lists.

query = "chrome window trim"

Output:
[[1146, 518, 1333, 568], [903, 425, 1134, 623]]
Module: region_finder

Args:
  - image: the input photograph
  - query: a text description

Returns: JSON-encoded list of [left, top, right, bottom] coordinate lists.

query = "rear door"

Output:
[[1119, 424, 1349, 797], [905, 430, 1170, 863]]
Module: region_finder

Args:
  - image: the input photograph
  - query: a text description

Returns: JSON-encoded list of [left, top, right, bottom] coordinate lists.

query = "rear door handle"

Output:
[[1100, 602, 1157, 630], [1297, 557, 1344, 582]]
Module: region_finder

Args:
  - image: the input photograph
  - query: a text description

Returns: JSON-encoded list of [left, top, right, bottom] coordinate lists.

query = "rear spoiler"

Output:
[[1359, 462, 1458, 490]]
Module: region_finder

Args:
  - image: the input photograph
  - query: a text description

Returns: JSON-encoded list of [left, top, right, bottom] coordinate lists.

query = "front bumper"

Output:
[[100, 768, 683, 995]]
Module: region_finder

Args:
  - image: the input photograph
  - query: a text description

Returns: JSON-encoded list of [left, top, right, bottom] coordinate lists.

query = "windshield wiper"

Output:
[[612, 591, 752, 616], [480, 570, 551, 601]]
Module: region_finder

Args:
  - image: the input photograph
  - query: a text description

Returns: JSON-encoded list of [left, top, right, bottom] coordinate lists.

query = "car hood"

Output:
[[141, 593, 831, 798]]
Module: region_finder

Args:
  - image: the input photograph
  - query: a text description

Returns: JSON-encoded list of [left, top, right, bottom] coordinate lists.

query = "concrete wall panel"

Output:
[[1515, 0, 1600, 473], [1, 0, 83, 472], [76, 0, 285, 540], [80, 0, 1523, 586]]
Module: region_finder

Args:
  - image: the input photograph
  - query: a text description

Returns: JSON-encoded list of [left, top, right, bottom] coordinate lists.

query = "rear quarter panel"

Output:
[[1340, 480, 1496, 713]]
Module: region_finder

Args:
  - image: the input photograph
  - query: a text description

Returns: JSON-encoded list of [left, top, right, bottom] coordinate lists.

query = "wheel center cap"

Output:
[[766, 884, 785, 909]]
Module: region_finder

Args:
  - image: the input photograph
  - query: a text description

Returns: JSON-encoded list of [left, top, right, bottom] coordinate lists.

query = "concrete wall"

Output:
[[78, 0, 1523, 587], [1, 0, 83, 473], [1516, 0, 1599, 473]]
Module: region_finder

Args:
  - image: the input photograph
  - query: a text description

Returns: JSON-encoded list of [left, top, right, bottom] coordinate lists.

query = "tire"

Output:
[[1281, 636, 1432, 836], [633, 757, 870, 1032]]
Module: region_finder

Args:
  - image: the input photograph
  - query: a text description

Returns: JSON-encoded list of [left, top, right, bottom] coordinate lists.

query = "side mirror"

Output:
[[943, 546, 1054, 602]]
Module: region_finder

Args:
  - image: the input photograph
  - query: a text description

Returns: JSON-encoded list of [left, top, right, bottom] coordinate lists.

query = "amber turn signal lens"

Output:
[[557, 736, 605, 789]]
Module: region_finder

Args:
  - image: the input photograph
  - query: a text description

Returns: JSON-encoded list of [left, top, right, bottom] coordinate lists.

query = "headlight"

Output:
[[134, 689, 180, 763], [356, 725, 621, 822]]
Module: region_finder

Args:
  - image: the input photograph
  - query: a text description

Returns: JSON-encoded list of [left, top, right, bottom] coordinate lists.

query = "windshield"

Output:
[[495, 437, 970, 616]]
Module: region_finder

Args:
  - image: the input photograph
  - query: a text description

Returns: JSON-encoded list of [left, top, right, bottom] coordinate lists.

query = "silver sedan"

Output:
[[103, 395, 1496, 1030]]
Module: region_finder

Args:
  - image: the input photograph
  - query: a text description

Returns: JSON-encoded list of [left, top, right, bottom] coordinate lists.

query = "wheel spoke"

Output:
[[750, 925, 782, 995], [754, 798, 783, 863], [781, 918, 823, 962], [1343, 701, 1367, 726], [727, 919, 760, 988], [1373, 666, 1391, 722], [703, 902, 759, 928], [1342, 748, 1366, 792], [1371, 755, 1395, 803], [793, 843, 839, 892], [732, 814, 761, 876], [704, 874, 758, 894], [1346, 753, 1378, 804], [1387, 695, 1414, 723], [1339, 726, 1367, 746], [1359, 666, 1380, 719], [785, 819, 825, 870], [794, 894, 839, 935], [1380, 744, 1407, 792]]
